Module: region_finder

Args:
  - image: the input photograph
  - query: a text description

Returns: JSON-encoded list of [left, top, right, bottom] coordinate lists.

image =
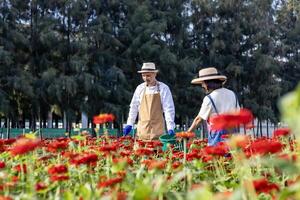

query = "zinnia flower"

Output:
[[273, 128, 291, 138], [135, 148, 154, 156], [252, 178, 279, 194], [176, 132, 195, 139], [10, 138, 41, 156], [142, 159, 167, 170], [46, 140, 69, 152], [93, 113, 115, 124], [0, 195, 13, 200], [97, 177, 123, 188], [48, 164, 68, 175], [0, 162, 5, 169], [202, 142, 229, 156], [35, 182, 47, 191], [99, 144, 118, 153], [247, 139, 283, 156], [50, 175, 69, 182], [14, 164, 27, 173], [71, 153, 98, 166], [113, 157, 133, 166], [209, 108, 254, 130], [230, 135, 251, 149], [172, 161, 182, 169]]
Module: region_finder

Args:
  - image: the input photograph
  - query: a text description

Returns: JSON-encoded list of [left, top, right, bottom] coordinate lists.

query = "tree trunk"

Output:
[[63, 111, 67, 130], [81, 112, 88, 128], [47, 111, 53, 128], [266, 120, 269, 138], [260, 120, 263, 137], [256, 119, 259, 138]]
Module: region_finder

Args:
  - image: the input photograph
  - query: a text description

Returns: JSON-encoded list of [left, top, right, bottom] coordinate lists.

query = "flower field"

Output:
[[0, 124, 299, 200], [1, 88, 300, 200]]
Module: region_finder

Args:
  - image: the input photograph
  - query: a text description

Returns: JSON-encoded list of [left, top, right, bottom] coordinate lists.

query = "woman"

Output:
[[187, 67, 239, 146]]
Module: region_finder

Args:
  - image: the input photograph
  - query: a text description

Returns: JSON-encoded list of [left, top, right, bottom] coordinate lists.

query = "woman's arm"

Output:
[[187, 115, 202, 132]]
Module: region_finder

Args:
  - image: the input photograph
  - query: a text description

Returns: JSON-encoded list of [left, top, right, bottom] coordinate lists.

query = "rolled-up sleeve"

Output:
[[161, 86, 175, 130], [126, 86, 142, 126]]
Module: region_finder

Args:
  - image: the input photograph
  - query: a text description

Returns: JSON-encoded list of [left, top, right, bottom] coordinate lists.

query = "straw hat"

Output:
[[137, 62, 159, 73], [191, 67, 227, 84]]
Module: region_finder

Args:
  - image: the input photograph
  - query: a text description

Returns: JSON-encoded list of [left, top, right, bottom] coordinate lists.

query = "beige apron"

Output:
[[137, 83, 165, 140]]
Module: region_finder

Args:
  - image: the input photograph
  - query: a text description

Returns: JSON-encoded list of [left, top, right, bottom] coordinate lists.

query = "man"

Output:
[[187, 67, 239, 146], [123, 62, 175, 140]]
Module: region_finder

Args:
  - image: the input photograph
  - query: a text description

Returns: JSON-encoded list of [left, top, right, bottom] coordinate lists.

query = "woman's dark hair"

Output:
[[203, 79, 223, 90]]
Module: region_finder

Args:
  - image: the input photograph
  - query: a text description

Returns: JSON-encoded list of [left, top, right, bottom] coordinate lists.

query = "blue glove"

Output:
[[168, 130, 175, 136], [123, 125, 132, 136]]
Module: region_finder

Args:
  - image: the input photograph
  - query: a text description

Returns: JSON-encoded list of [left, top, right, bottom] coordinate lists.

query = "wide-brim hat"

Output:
[[191, 67, 227, 84], [137, 62, 159, 73]]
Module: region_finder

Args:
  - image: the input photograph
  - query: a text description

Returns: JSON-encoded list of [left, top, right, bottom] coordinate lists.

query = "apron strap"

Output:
[[157, 82, 160, 93], [139, 82, 161, 96], [234, 92, 238, 108], [207, 95, 219, 115]]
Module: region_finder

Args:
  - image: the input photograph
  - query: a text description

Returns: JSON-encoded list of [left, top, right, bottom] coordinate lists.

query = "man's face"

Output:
[[142, 72, 157, 85]]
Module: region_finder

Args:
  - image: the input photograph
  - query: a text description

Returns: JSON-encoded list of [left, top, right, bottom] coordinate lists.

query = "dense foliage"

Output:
[[0, 0, 299, 129]]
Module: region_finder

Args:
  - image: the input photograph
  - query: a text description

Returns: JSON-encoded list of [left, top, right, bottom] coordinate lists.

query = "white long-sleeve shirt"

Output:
[[126, 81, 175, 131]]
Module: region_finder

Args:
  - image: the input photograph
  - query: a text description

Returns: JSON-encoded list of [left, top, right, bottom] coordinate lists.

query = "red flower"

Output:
[[71, 153, 98, 166], [252, 178, 279, 194], [35, 182, 47, 191], [2, 139, 16, 145], [278, 153, 297, 162], [145, 141, 163, 148], [209, 108, 254, 130], [14, 164, 27, 173], [97, 177, 123, 188], [48, 164, 68, 175], [93, 113, 115, 124], [172, 152, 184, 159], [142, 159, 167, 170], [11, 176, 19, 182], [273, 128, 291, 138], [247, 139, 283, 155], [99, 144, 118, 153], [10, 138, 41, 156], [172, 161, 182, 169], [120, 150, 131, 157], [0, 162, 5, 169], [231, 135, 251, 149], [135, 148, 154, 156], [113, 157, 133, 166], [46, 140, 69, 152], [221, 134, 230, 139], [116, 192, 127, 200], [0, 196, 13, 200], [202, 142, 229, 156], [186, 151, 201, 161], [176, 132, 195, 139], [38, 155, 54, 162], [50, 175, 69, 182]]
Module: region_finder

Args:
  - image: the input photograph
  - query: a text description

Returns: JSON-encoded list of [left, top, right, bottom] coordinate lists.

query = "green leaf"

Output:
[[133, 182, 153, 200], [186, 185, 213, 200], [79, 184, 92, 199], [63, 190, 74, 200], [279, 83, 300, 136]]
